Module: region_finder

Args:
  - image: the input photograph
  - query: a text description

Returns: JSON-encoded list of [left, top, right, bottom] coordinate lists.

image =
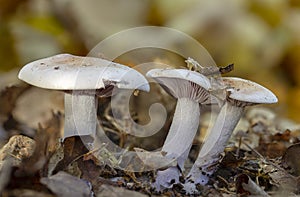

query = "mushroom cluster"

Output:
[[18, 54, 278, 194], [145, 61, 277, 192]]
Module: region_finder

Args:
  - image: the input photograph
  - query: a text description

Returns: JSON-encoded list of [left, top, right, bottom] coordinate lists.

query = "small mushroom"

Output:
[[18, 54, 149, 142], [146, 68, 212, 190], [186, 77, 278, 188]]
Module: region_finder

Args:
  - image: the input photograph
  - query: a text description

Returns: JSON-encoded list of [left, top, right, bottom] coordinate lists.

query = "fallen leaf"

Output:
[[19, 112, 61, 176], [95, 184, 147, 197], [1, 188, 55, 197], [0, 84, 30, 138], [0, 135, 35, 169], [0, 84, 29, 116], [268, 169, 299, 193], [256, 142, 286, 159], [53, 137, 88, 174], [236, 174, 268, 196], [282, 143, 300, 176], [40, 171, 92, 197]]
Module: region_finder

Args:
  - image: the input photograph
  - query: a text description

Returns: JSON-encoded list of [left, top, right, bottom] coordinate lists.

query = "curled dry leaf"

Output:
[[236, 174, 269, 196]]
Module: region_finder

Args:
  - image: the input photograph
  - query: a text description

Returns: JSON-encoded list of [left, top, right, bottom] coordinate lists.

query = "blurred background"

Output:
[[0, 0, 300, 122]]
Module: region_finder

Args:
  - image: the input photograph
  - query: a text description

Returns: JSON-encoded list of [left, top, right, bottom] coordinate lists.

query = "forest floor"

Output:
[[0, 81, 300, 197]]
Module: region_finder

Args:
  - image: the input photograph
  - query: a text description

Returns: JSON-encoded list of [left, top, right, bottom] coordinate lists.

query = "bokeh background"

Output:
[[1, 0, 300, 122]]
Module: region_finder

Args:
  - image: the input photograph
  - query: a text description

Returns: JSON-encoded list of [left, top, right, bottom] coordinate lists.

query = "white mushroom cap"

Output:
[[18, 54, 149, 92], [222, 77, 278, 106], [147, 68, 211, 103]]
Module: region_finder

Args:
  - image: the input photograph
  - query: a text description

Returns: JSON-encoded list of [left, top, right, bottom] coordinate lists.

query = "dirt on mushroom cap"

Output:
[[222, 77, 278, 104]]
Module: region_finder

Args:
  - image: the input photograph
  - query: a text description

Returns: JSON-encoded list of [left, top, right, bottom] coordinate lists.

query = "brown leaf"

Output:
[[53, 137, 88, 174], [19, 112, 62, 176], [256, 142, 286, 158], [271, 129, 293, 142], [78, 159, 105, 188], [0, 84, 30, 137], [282, 143, 300, 176], [0, 84, 30, 117], [2, 189, 55, 197]]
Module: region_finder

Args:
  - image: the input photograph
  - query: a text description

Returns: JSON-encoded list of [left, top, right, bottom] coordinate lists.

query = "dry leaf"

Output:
[[1, 188, 55, 197], [268, 169, 299, 193], [0, 84, 30, 139], [256, 142, 286, 159], [40, 171, 92, 197], [19, 112, 61, 176], [0, 135, 35, 169], [0, 84, 29, 117], [53, 137, 88, 174], [282, 143, 300, 176], [236, 174, 269, 196], [95, 184, 147, 197]]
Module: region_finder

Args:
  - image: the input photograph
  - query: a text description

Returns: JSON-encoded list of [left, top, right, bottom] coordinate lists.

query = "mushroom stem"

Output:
[[163, 97, 200, 169], [187, 102, 243, 185], [64, 91, 98, 141], [153, 98, 200, 190]]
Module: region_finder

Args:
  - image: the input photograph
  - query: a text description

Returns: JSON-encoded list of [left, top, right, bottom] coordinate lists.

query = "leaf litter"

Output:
[[0, 79, 300, 196]]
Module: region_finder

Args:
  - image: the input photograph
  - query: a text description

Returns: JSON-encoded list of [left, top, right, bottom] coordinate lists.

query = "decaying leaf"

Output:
[[95, 184, 147, 197], [236, 174, 269, 196], [0, 84, 30, 117], [0, 84, 30, 138], [40, 171, 92, 197], [267, 167, 299, 193], [53, 137, 88, 174], [1, 188, 55, 197], [19, 112, 61, 175], [282, 143, 300, 176], [257, 142, 287, 159], [0, 135, 35, 169], [47, 142, 64, 176]]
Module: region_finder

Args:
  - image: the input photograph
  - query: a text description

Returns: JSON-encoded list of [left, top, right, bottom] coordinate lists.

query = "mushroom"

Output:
[[18, 54, 149, 142], [185, 77, 278, 189], [146, 68, 212, 190]]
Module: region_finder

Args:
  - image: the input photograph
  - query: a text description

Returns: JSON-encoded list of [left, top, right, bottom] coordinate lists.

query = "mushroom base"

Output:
[[186, 102, 243, 186]]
